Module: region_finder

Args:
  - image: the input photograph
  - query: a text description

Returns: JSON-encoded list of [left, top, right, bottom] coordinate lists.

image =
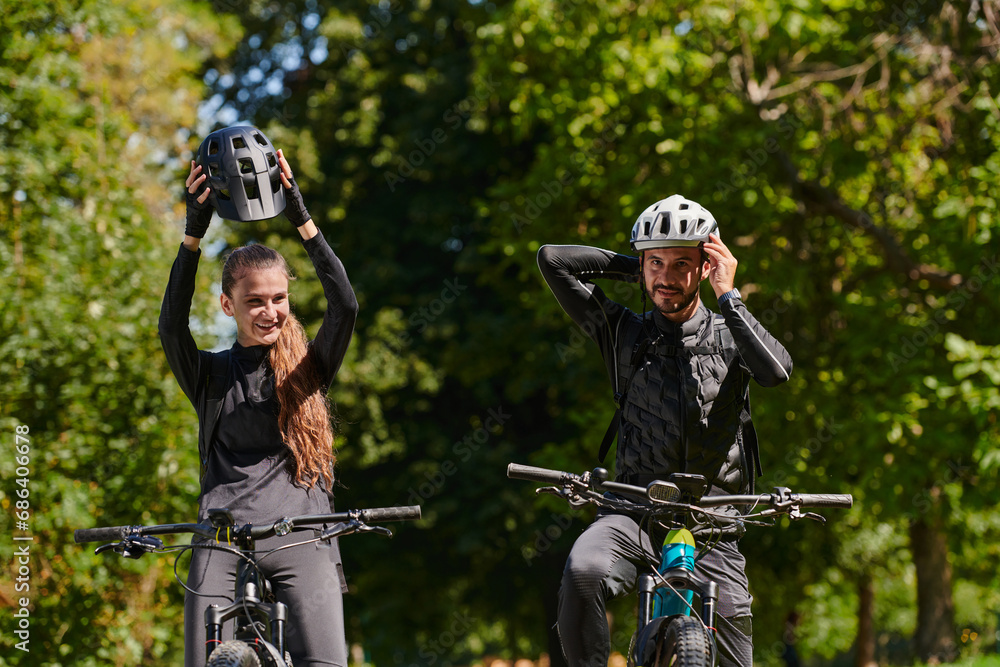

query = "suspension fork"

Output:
[[204, 542, 290, 662], [638, 567, 720, 635]]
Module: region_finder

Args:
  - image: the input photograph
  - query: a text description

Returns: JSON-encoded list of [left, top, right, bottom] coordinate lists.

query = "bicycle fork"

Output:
[[637, 528, 720, 632], [204, 564, 289, 663]]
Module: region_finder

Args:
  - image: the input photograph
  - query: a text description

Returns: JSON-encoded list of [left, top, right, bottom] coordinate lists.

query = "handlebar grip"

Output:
[[795, 494, 853, 508], [74, 526, 133, 543], [507, 463, 569, 484], [359, 506, 422, 523]]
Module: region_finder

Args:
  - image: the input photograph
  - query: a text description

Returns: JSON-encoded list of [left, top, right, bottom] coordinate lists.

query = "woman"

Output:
[[159, 141, 358, 667]]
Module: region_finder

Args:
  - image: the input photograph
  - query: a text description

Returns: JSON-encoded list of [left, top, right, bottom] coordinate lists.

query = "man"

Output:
[[537, 195, 793, 667]]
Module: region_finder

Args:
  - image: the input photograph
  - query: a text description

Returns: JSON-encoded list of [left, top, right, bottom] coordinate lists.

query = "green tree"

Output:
[[466, 0, 1000, 662], [1, 1, 237, 663], [209, 0, 1000, 663]]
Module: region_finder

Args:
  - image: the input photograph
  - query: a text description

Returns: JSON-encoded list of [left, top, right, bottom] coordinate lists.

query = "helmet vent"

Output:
[[629, 195, 717, 251], [197, 125, 286, 222]]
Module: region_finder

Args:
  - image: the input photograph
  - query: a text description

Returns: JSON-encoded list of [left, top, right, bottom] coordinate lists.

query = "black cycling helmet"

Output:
[[197, 126, 285, 222], [630, 195, 718, 251]]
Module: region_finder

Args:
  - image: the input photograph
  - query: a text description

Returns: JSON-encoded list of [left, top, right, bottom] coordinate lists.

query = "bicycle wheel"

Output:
[[655, 616, 714, 667], [207, 640, 262, 667]]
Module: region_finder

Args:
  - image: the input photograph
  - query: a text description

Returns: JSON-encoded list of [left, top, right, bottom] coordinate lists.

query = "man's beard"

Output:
[[645, 280, 700, 315]]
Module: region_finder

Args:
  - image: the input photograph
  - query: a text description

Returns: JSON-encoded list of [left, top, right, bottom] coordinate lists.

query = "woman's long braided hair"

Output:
[[222, 244, 335, 489]]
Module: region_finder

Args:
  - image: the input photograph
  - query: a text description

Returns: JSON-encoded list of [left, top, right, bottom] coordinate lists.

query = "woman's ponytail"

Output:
[[269, 312, 335, 488]]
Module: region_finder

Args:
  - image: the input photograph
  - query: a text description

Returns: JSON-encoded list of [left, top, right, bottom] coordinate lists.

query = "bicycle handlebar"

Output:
[[697, 493, 853, 509], [781, 493, 853, 508], [358, 505, 423, 523], [506, 463, 572, 485], [74, 505, 423, 545], [507, 462, 853, 512], [75, 525, 142, 544]]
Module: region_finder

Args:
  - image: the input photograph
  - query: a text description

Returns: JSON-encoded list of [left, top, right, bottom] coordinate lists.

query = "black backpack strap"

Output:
[[597, 409, 621, 464], [740, 393, 761, 484], [598, 321, 652, 463], [712, 317, 762, 493], [200, 350, 231, 481]]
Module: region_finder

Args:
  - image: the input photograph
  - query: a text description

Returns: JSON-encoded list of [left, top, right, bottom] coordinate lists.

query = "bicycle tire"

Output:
[[207, 640, 262, 667], [655, 616, 713, 667]]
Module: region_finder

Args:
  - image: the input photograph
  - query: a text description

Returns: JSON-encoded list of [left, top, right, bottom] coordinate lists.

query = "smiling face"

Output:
[[641, 246, 710, 322], [220, 267, 290, 347]]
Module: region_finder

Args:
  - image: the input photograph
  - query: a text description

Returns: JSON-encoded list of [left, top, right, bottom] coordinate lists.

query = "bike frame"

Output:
[[506, 463, 852, 667], [203, 533, 289, 664], [201, 515, 368, 664], [75, 505, 420, 667]]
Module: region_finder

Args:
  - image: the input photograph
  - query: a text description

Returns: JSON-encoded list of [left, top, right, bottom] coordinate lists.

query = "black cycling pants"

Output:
[[558, 512, 753, 667], [184, 531, 348, 667]]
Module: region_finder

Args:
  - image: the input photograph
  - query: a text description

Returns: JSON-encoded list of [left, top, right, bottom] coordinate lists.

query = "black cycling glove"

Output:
[[184, 183, 214, 239], [283, 176, 312, 228]]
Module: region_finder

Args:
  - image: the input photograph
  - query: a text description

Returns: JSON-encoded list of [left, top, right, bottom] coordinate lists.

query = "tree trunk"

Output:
[[855, 574, 877, 667], [909, 515, 956, 663]]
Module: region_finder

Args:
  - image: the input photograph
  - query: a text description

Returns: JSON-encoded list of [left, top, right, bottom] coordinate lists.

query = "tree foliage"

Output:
[[1, 1, 237, 663], [3, 0, 999, 665]]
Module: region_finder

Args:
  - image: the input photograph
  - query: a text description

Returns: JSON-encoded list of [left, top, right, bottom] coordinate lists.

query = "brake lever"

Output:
[[789, 508, 826, 523], [771, 487, 827, 523], [319, 520, 359, 541], [535, 485, 593, 509], [358, 524, 394, 538], [94, 543, 119, 556], [97, 535, 162, 559]]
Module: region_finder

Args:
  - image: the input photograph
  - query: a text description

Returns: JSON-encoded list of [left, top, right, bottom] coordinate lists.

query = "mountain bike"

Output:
[[75, 504, 421, 667], [507, 463, 852, 667]]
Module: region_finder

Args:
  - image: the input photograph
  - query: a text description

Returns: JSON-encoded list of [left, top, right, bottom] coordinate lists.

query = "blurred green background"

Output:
[[2, 0, 999, 665]]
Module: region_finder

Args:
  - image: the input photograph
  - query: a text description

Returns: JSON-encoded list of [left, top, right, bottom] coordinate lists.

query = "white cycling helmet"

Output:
[[630, 195, 718, 251]]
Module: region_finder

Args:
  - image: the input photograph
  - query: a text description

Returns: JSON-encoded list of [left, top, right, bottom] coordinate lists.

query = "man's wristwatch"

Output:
[[718, 288, 741, 305]]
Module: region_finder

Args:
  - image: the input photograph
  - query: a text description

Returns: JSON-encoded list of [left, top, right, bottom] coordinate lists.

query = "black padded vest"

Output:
[[614, 308, 758, 495]]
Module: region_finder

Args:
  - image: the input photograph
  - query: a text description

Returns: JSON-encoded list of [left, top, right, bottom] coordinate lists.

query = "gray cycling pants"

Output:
[[558, 512, 753, 667], [184, 531, 348, 667]]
